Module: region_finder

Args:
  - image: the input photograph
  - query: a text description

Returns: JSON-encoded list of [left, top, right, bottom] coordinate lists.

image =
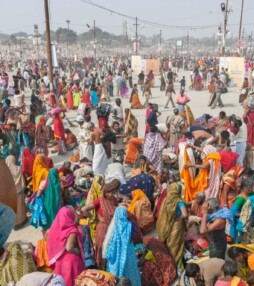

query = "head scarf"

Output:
[[32, 154, 49, 192], [47, 206, 83, 266], [21, 147, 35, 177], [42, 169, 61, 230], [102, 206, 132, 274], [6, 155, 25, 192], [127, 189, 146, 214], [156, 183, 182, 242], [207, 207, 233, 224]]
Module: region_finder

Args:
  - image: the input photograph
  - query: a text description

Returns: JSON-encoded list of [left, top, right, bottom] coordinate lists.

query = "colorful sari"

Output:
[[32, 154, 49, 192], [179, 105, 195, 133], [119, 174, 156, 203], [141, 236, 177, 286], [131, 93, 143, 109], [103, 207, 141, 286], [219, 166, 244, 209], [21, 147, 35, 178], [124, 138, 143, 165], [181, 145, 221, 202], [156, 182, 186, 265], [53, 114, 65, 142], [41, 168, 61, 230], [47, 207, 84, 286], [75, 270, 116, 286], [127, 189, 154, 233], [35, 116, 49, 156], [125, 109, 138, 142], [86, 175, 105, 242], [0, 242, 37, 285]]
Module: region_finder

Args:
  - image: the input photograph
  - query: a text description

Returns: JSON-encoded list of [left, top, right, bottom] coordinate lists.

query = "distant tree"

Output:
[[9, 34, 18, 44], [55, 28, 78, 43], [12, 32, 28, 38]]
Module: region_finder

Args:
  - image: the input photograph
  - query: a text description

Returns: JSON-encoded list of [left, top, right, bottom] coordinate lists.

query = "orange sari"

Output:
[[125, 138, 144, 165], [131, 93, 143, 109], [181, 150, 221, 202]]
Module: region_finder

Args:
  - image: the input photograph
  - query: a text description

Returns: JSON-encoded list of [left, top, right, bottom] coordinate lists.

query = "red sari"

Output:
[[53, 114, 65, 142], [82, 91, 92, 107], [66, 88, 74, 110], [244, 110, 254, 147]]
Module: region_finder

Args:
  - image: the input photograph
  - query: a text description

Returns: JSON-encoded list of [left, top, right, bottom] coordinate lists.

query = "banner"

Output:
[[219, 57, 244, 89], [141, 60, 146, 73], [51, 44, 58, 68], [145, 59, 160, 76], [131, 55, 142, 76]]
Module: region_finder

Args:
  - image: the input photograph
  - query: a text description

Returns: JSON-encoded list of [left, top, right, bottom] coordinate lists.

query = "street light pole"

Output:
[[44, 0, 54, 96], [66, 20, 70, 57], [222, 0, 229, 56], [238, 0, 244, 55], [93, 20, 96, 60]]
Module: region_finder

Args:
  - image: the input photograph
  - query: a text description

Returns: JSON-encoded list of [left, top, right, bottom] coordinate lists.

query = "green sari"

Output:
[[42, 168, 61, 230]]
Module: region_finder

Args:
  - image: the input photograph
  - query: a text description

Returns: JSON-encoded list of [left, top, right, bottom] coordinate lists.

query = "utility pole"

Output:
[[44, 0, 54, 96], [222, 0, 229, 56], [34, 24, 40, 61], [159, 30, 162, 57], [93, 20, 96, 60], [187, 31, 189, 56], [125, 21, 128, 55], [133, 17, 139, 55], [239, 0, 244, 44], [66, 20, 70, 57]]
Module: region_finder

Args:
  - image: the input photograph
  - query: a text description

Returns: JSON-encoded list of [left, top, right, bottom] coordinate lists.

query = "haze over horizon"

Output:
[[0, 0, 254, 39]]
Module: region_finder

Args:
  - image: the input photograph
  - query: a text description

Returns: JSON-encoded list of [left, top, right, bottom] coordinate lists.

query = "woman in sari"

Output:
[[219, 166, 244, 209], [243, 106, 254, 147], [21, 147, 35, 182], [156, 182, 187, 265], [124, 108, 138, 142], [81, 180, 120, 270], [230, 178, 254, 243], [182, 144, 221, 202], [66, 84, 74, 110], [102, 206, 141, 286], [78, 122, 94, 162], [144, 103, 153, 135], [141, 236, 177, 286], [82, 85, 92, 107], [53, 113, 65, 143], [85, 175, 105, 242], [36, 168, 61, 230], [215, 261, 248, 286], [124, 138, 143, 165], [126, 189, 154, 234], [130, 84, 142, 109], [6, 155, 27, 229], [239, 78, 250, 104], [0, 242, 37, 285], [32, 154, 49, 192], [47, 206, 84, 286], [35, 116, 50, 156], [119, 173, 156, 204]]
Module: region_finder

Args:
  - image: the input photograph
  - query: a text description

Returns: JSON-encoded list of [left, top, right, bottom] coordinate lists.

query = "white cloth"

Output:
[[105, 162, 126, 184], [235, 123, 247, 143], [178, 142, 196, 179], [79, 129, 93, 162], [92, 143, 108, 175], [16, 272, 65, 286]]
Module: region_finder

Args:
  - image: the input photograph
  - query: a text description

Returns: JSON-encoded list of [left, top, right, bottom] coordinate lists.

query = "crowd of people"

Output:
[[0, 56, 254, 286]]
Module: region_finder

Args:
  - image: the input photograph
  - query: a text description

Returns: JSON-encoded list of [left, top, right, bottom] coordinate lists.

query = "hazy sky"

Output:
[[1, 0, 254, 39]]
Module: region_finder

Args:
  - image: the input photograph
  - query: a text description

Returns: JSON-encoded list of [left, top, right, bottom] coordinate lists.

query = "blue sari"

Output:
[[103, 206, 141, 286], [91, 90, 99, 107], [119, 174, 155, 203]]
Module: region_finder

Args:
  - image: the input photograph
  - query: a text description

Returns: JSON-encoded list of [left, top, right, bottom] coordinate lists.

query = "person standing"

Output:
[[166, 108, 184, 147], [164, 79, 176, 108], [235, 118, 247, 166], [211, 76, 224, 109], [146, 104, 161, 127], [142, 80, 152, 108], [128, 66, 133, 88]]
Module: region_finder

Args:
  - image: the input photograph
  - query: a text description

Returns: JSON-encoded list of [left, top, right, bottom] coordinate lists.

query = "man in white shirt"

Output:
[[235, 119, 247, 166]]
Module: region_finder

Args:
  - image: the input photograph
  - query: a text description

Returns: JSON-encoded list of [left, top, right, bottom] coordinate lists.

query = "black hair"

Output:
[[219, 111, 226, 117], [222, 261, 238, 277], [185, 263, 200, 277], [240, 177, 254, 190], [140, 155, 147, 161], [117, 277, 132, 286], [112, 121, 120, 127], [221, 130, 230, 139], [228, 247, 247, 259], [64, 128, 70, 133], [185, 132, 193, 139], [242, 168, 254, 178]]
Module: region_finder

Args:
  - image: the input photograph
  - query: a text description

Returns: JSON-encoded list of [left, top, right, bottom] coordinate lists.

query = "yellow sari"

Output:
[[86, 175, 105, 242]]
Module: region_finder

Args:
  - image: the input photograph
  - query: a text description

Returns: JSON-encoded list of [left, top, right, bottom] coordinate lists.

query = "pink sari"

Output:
[[47, 207, 84, 286]]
